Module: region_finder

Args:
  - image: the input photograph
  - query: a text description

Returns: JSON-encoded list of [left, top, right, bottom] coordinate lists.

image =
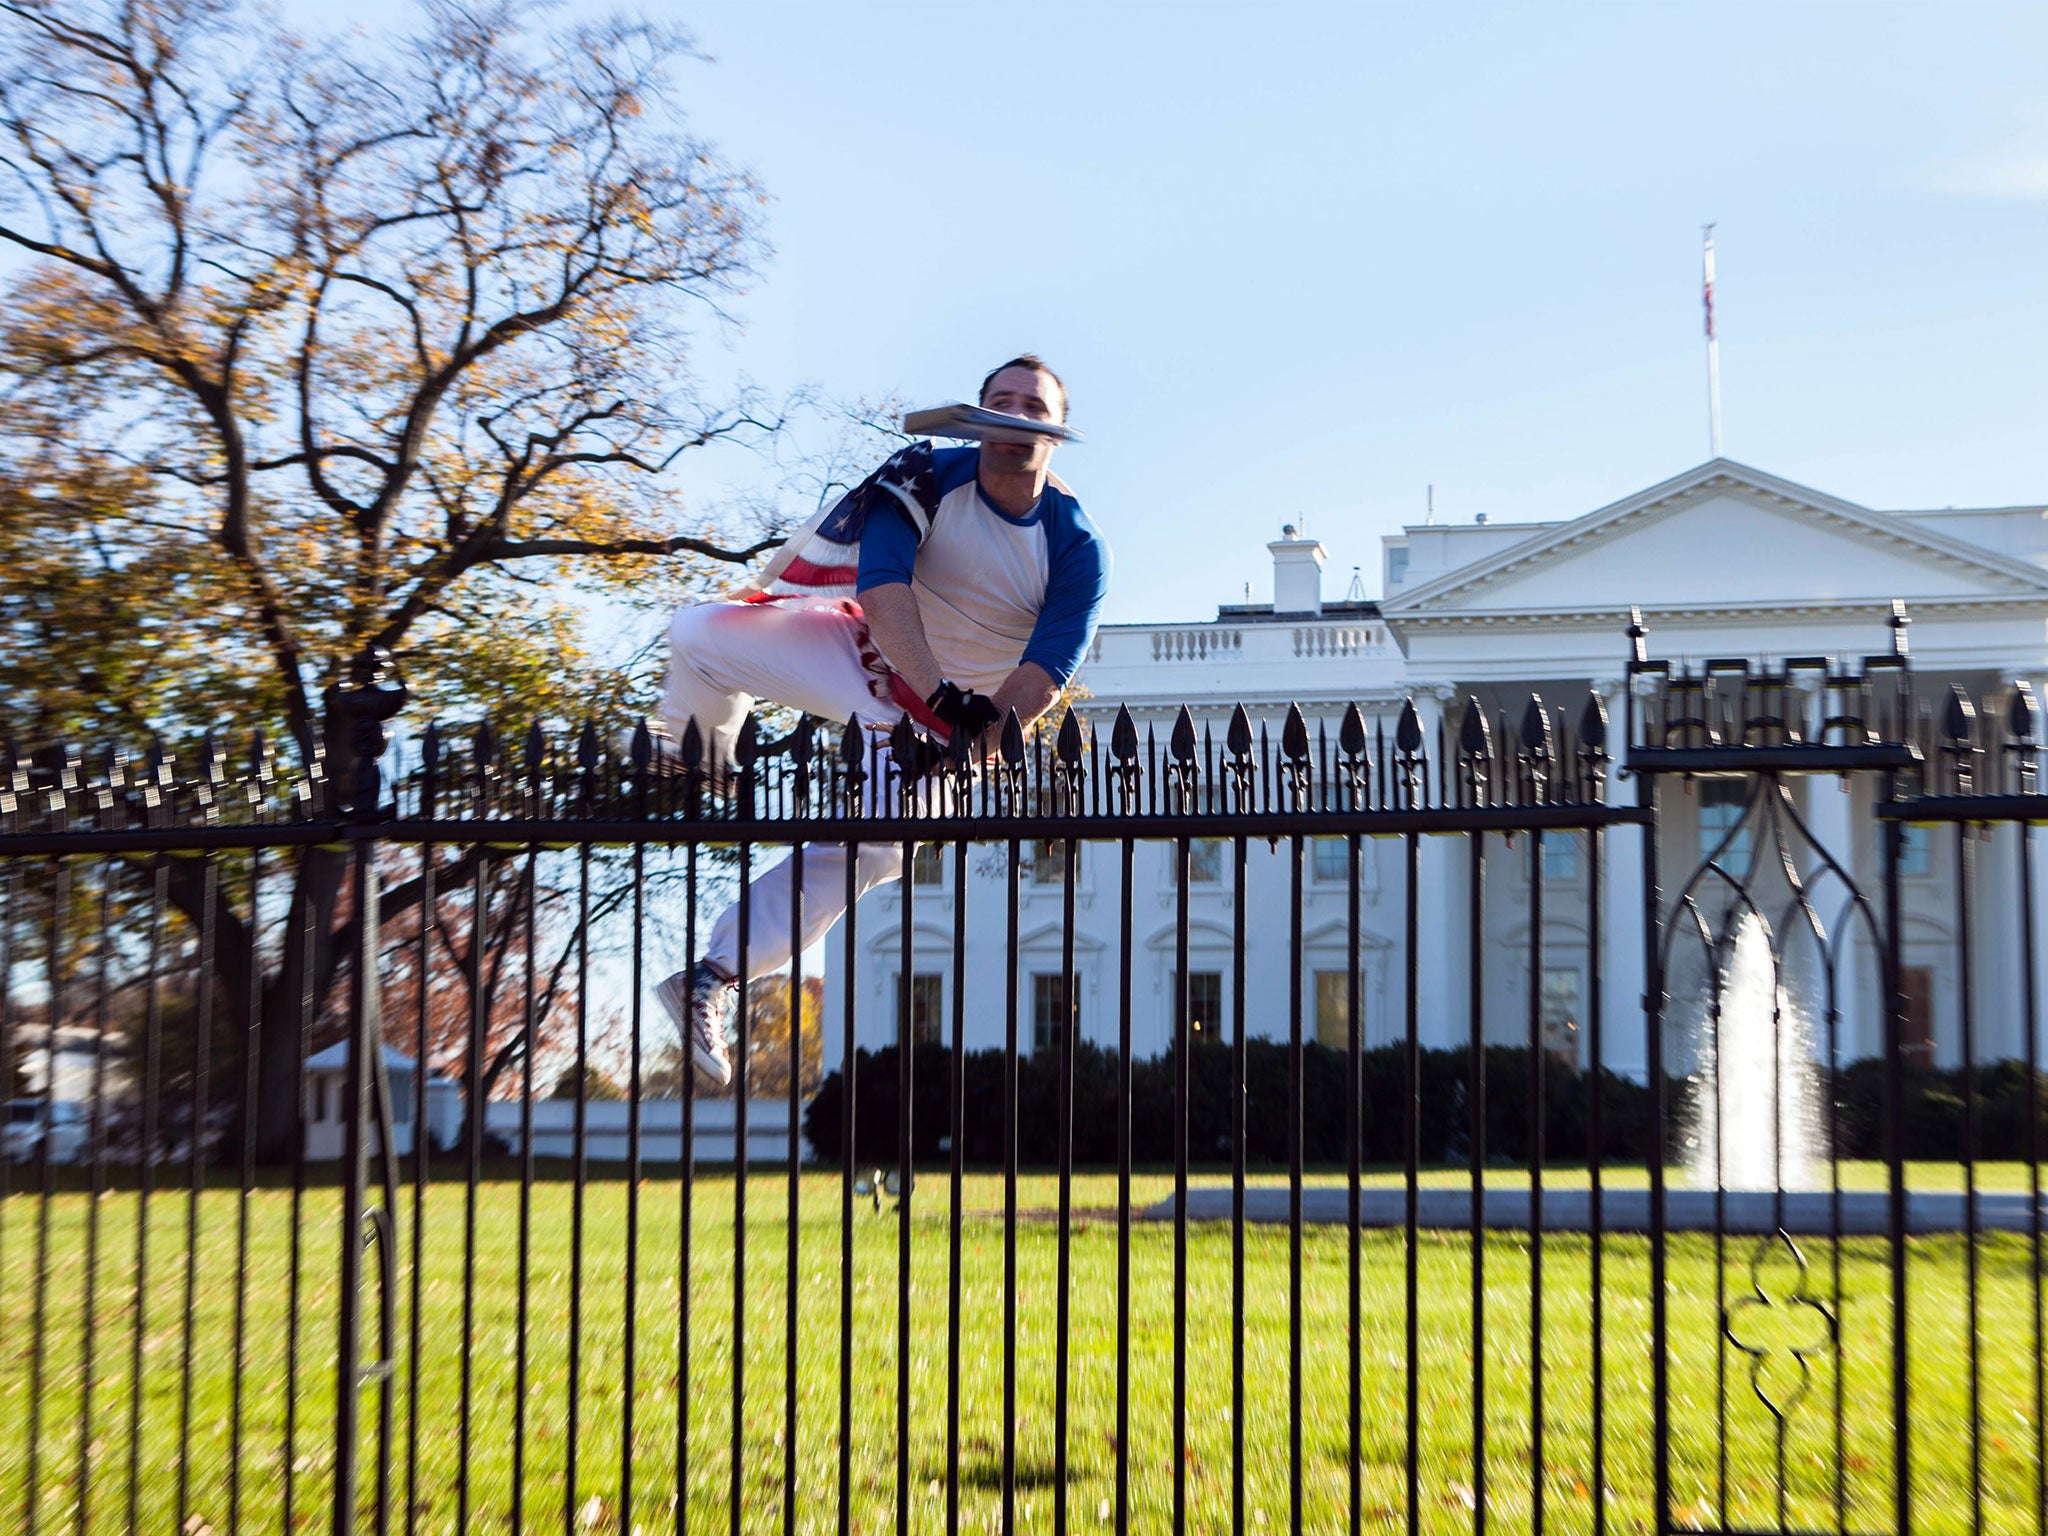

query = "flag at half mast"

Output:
[[1702, 223, 1723, 456], [1702, 224, 1717, 340]]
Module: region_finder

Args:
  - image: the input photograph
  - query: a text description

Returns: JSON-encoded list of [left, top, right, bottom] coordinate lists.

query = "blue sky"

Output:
[[302, 1, 2048, 625]]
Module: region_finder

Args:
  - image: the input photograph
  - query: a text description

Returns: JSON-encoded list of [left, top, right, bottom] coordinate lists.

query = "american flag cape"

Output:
[[734, 442, 940, 603]]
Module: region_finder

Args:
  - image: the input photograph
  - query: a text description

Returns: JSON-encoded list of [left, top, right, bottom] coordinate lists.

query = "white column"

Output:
[[820, 918, 851, 1066], [1409, 683, 1466, 1049], [1594, 677, 1649, 1082], [2020, 676, 2048, 1075], [1801, 766, 1872, 1064], [1989, 673, 2043, 1063]]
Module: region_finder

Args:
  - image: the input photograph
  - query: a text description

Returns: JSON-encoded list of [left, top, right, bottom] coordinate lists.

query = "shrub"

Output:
[[802, 1043, 2048, 1169], [803, 1042, 1661, 1168]]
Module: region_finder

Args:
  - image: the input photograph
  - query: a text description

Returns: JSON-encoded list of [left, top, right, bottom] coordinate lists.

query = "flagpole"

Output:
[[1702, 223, 1722, 458]]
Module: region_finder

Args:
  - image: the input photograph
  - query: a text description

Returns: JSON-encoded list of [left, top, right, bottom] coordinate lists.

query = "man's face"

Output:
[[978, 365, 1063, 475]]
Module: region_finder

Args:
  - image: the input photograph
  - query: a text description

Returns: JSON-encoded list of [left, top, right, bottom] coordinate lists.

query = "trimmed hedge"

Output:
[[801, 1041, 2048, 1169]]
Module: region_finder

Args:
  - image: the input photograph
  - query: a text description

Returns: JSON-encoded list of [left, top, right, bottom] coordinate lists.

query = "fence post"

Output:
[[328, 650, 408, 1536]]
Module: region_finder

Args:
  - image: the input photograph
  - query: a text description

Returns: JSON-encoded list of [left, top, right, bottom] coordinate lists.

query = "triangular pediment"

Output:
[[1382, 461, 2048, 618]]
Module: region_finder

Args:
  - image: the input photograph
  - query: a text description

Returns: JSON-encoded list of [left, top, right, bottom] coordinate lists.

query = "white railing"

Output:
[[1150, 627, 1244, 662], [1086, 616, 1396, 673], [1293, 625, 1383, 658]]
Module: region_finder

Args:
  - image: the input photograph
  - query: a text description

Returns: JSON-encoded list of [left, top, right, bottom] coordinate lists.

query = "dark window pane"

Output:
[[1032, 972, 1079, 1054], [898, 972, 943, 1047], [1699, 777, 1752, 867], [1540, 966, 1581, 1062], [1178, 969, 1225, 1046], [1314, 970, 1352, 1048], [1030, 840, 1079, 885]]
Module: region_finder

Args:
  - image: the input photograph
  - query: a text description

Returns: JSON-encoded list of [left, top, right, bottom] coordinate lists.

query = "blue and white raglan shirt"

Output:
[[739, 441, 1109, 701]]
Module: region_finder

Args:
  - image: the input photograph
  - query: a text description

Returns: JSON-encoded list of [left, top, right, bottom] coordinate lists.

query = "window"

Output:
[[1387, 545, 1410, 586], [1314, 970, 1354, 1049], [1540, 967, 1582, 1062], [1179, 840, 1223, 885], [1032, 973, 1080, 1055], [1030, 839, 1080, 885], [909, 843, 945, 886], [1698, 778, 1752, 867], [1898, 824, 1932, 878], [1312, 837, 1351, 883], [1179, 970, 1225, 1046], [1523, 831, 1578, 881], [897, 973, 943, 1047]]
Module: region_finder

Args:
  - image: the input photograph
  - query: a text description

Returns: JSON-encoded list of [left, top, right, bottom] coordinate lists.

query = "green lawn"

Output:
[[0, 1166, 2043, 1534]]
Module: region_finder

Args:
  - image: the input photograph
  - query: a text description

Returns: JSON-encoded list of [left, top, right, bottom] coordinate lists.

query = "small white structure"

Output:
[[302, 1042, 461, 1160], [486, 1097, 811, 1165]]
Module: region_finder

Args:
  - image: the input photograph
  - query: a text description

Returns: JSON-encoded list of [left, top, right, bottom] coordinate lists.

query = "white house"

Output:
[[302, 1042, 462, 1160], [822, 459, 2048, 1081]]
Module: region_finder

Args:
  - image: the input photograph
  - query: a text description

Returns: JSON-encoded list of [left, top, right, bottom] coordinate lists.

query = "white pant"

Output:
[[658, 599, 909, 979]]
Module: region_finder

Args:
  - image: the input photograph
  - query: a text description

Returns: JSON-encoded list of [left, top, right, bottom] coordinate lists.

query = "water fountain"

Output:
[[1688, 913, 1823, 1191]]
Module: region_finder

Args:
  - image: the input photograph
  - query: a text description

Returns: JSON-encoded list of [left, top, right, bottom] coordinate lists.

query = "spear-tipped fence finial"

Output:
[[1056, 709, 1085, 766], [1339, 702, 1367, 760], [1111, 705, 1138, 764], [1226, 704, 1253, 760], [1580, 690, 1609, 755], [1459, 697, 1491, 760], [1395, 698, 1423, 757], [2008, 682, 2037, 745], [1281, 703, 1310, 763]]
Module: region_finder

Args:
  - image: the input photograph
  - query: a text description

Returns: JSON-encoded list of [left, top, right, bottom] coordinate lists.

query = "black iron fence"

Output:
[[0, 611, 2042, 1535]]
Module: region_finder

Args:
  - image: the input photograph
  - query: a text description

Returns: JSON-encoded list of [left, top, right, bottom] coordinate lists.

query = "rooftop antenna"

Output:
[[1426, 484, 1435, 525], [1345, 565, 1366, 602], [1703, 223, 1723, 458]]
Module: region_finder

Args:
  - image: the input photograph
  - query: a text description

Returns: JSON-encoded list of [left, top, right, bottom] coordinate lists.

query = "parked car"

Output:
[[3, 1099, 87, 1164]]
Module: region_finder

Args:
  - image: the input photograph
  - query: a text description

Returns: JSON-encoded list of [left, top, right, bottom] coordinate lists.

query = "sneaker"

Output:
[[656, 962, 736, 1088]]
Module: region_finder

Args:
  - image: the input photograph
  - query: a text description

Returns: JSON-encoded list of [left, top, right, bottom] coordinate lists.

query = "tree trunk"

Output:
[[253, 847, 347, 1162]]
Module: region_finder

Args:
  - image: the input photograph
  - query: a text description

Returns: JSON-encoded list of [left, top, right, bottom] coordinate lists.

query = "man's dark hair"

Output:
[[979, 354, 1067, 421]]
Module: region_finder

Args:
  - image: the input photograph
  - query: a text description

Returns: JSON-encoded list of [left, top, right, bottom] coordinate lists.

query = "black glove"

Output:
[[926, 680, 1002, 740]]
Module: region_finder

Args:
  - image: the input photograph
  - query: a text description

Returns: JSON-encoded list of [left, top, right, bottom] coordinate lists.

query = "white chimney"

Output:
[[1268, 524, 1326, 615]]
